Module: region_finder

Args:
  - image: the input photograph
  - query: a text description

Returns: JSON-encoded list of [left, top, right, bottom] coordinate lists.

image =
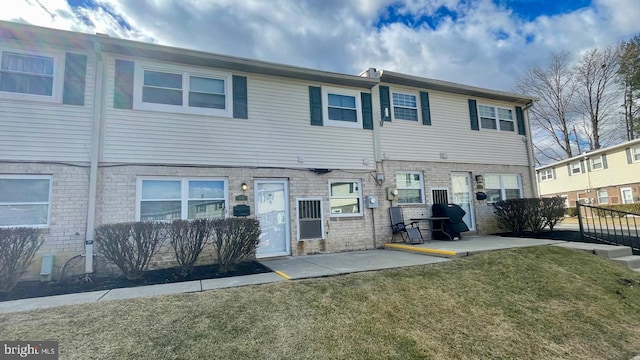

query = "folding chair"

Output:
[[389, 207, 424, 244]]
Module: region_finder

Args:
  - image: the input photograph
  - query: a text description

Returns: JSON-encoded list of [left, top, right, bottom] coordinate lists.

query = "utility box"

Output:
[[233, 205, 250, 217], [40, 254, 55, 282], [386, 187, 398, 201], [365, 195, 379, 208]]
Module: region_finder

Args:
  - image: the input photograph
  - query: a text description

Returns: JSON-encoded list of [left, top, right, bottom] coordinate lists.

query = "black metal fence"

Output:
[[577, 202, 640, 254]]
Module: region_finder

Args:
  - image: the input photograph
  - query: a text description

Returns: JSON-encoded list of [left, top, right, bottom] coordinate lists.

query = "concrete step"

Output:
[[595, 246, 633, 259], [610, 255, 640, 270]]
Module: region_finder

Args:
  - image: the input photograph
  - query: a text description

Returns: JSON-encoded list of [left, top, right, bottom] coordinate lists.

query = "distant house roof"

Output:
[[535, 138, 640, 171]]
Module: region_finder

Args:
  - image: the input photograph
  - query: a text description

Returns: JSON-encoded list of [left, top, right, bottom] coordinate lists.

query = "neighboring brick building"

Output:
[[0, 21, 537, 278], [536, 139, 640, 207]]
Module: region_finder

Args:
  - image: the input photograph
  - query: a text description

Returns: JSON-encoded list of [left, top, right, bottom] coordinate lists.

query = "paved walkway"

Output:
[[0, 235, 627, 314]]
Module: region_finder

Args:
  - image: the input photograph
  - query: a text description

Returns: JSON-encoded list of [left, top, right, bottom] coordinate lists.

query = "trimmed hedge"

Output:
[[493, 198, 565, 236]]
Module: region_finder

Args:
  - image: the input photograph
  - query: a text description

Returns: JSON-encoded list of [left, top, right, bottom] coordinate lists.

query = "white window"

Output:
[[392, 92, 418, 121], [560, 194, 569, 208], [395, 172, 424, 204], [597, 189, 609, 204], [0, 49, 62, 101], [134, 62, 232, 117], [539, 169, 554, 181], [329, 180, 362, 216], [485, 174, 522, 203], [621, 187, 634, 204], [478, 105, 514, 132], [0, 175, 52, 227], [570, 161, 582, 175], [591, 156, 603, 170], [137, 178, 228, 221], [633, 146, 640, 162], [322, 87, 362, 129]]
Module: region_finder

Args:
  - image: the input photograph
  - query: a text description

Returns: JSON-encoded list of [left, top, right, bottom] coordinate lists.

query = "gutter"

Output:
[[522, 101, 538, 198], [85, 41, 105, 274]]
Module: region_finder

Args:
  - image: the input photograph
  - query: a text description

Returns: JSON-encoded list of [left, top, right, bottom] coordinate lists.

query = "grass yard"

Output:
[[2, 246, 640, 359]]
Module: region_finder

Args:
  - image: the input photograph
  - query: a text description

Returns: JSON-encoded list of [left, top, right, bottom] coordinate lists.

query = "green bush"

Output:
[[493, 199, 530, 236], [595, 204, 640, 216], [541, 197, 565, 230], [95, 222, 167, 280], [565, 207, 578, 217], [0, 227, 43, 292], [493, 198, 566, 235], [169, 219, 214, 277], [212, 218, 261, 273]]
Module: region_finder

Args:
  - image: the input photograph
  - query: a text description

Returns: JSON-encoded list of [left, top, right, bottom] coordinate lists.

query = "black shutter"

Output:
[[379, 86, 391, 122], [515, 106, 526, 135], [309, 86, 322, 126], [586, 159, 591, 172], [602, 154, 608, 169], [468, 99, 479, 131], [114, 59, 134, 109], [361, 92, 373, 130], [580, 160, 585, 173], [567, 164, 572, 176], [62, 53, 87, 106], [420, 91, 431, 125], [626, 147, 633, 164], [552, 168, 556, 179], [232, 75, 248, 119]]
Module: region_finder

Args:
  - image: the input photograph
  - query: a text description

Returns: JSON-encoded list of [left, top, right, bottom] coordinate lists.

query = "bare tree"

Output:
[[574, 46, 622, 150], [618, 35, 640, 140], [517, 51, 577, 162]]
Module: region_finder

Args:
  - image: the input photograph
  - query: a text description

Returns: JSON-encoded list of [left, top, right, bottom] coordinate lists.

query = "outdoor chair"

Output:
[[389, 206, 424, 244]]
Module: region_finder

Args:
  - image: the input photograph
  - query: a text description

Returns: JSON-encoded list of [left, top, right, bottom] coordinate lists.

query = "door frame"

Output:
[[254, 179, 291, 258], [450, 172, 476, 230], [621, 187, 634, 204]]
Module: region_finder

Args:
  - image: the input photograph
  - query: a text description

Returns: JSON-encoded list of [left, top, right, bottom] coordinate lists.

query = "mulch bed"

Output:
[[0, 261, 272, 302]]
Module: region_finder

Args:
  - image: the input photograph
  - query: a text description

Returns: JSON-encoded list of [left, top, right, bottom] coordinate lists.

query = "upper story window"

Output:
[[322, 87, 362, 129], [570, 161, 582, 175], [591, 156, 603, 170], [134, 62, 232, 117], [396, 172, 424, 204], [478, 105, 514, 132], [329, 180, 362, 217], [0, 49, 62, 101], [137, 178, 228, 221], [0, 175, 52, 228], [539, 169, 554, 181], [392, 92, 418, 121], [633, 146, 640, 162]]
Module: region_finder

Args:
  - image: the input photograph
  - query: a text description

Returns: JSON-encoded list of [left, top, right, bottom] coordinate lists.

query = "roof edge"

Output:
[[535, 138, 640, 171]]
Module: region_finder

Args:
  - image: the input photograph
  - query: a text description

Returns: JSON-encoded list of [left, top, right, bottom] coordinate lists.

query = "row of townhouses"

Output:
[[0, 21, 537, 278], [537, 139, 640, 207]]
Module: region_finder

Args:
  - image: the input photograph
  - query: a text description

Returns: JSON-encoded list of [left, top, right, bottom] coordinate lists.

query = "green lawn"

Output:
[[2, 247, 640, 359]]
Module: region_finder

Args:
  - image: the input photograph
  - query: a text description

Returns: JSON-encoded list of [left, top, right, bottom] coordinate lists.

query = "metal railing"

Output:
[[577, 202, 640, 254]]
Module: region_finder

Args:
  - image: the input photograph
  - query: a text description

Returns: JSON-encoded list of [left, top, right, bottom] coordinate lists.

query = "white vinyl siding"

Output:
[[329, 180, 362, 217], [134, 61, 232, 117], [137, 178, 228, 221], [0, 175, 52, 227], [105, 62, 374, 169], [0, 49, 94, 162], [379, 89, 528, 166]]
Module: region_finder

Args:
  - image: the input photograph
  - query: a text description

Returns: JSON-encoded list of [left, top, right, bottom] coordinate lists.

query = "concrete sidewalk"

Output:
[[0, 235, 629, 314]]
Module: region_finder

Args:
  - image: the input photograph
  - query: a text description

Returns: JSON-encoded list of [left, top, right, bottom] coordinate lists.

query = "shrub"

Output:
[[169, 219, 214, 277], [541, 197, 565, 231], [595, 204, 640, 217], [565, 207, 578, 217], [95, 222, 166, 280], [211, 218, 261, 273], [0, 227, 43, 292], [493, 199, 530, 236], [524, 199, 546, 234]]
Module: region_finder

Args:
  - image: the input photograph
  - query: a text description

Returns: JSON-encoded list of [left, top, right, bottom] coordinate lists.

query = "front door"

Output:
[[621, 187, 634, 204], [255, 180, 290, 258], [451, 173, 475, 230]]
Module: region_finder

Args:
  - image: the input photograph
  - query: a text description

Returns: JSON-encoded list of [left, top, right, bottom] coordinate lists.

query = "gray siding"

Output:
[[103, 57, 375, 169]]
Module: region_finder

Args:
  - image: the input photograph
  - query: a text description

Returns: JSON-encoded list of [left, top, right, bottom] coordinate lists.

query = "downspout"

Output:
[[522, 101, 538, 198], [85, 41, 105, 274]]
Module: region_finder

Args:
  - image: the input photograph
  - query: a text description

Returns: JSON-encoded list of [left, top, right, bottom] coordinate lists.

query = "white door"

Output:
[[255, 180, 290, 258], [621, 187, 634, 204], [451, 173, 475, 230]]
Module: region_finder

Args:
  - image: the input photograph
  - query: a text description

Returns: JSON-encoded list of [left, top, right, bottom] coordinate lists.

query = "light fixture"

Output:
[[241, 183, 248, 191]]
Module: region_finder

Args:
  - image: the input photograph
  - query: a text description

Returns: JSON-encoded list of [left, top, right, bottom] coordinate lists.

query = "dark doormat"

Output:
[[0, 261, 272, 302]]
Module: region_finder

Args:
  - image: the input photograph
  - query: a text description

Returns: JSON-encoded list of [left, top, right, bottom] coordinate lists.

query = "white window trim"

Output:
[[296, 197, 325, 241], [621, 187, 634, 204], [0, 48, 64, 103], [539, 169, 554, 181], [133, 61, 233, 117], [136, 177, 229, 221], [485, 174, 523, 204], [570, 161, 582, 175], [322, 86, 362, 129], [632, 146, 640, 162], [328, 179, 363, 217], [390, 89, 420, 122], [591, 156, 603, 170], [478, 104, 515, 132], [395, 172, 425, 204], [597, 189, 609, 204], [0, 175, 52, 228]]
